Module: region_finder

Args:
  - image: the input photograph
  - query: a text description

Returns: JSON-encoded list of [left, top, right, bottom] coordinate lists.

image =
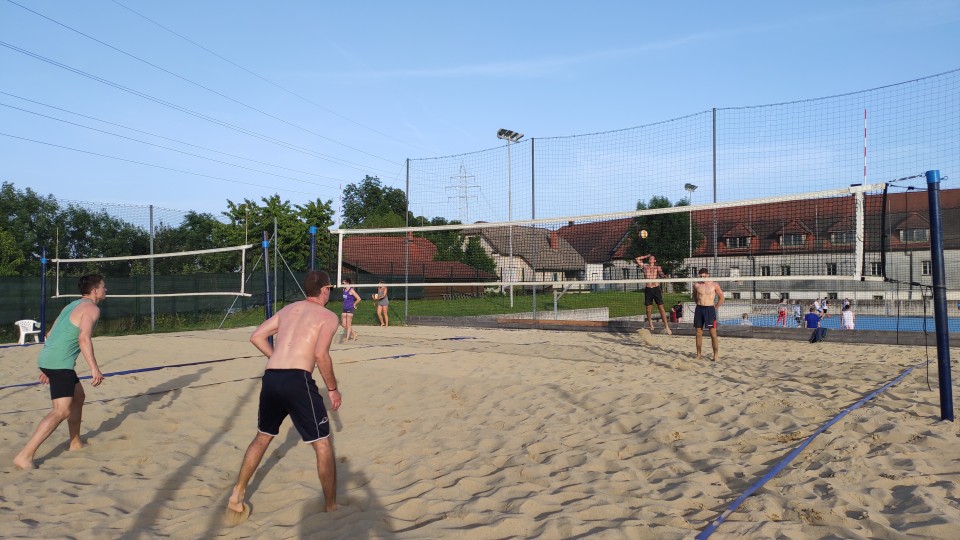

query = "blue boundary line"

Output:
[[0, 342, 42, 349], [696, 363, 918, 539], [0, 355, 258, 391]]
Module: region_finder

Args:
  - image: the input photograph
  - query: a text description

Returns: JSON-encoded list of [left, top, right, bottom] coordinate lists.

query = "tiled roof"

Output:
[[342, 236, 497, 280], [476, 225, 585, 271], [556, 218, 634, 264]]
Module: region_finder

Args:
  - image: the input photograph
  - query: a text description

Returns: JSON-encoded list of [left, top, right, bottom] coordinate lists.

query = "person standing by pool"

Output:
[[841, 304, 856, 330], [804, 306, 821, 329], [792, 301, 803, 328], [340, 278, 362, 342]]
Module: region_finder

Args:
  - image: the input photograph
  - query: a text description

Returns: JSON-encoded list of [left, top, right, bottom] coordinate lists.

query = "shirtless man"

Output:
[[13, 274, 106, 469], [226, 270, 342, 519], [634, 253, 672, 334], [692, 267, 725, 362]]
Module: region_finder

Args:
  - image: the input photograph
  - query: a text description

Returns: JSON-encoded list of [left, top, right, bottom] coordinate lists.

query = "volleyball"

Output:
[[373, 294, 379, 300], [640, 229, 648, 239]]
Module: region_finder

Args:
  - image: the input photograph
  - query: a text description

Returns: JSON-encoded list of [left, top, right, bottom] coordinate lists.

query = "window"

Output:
[[761, 292, 771, 299], [726, 236, 750, 248], [825, 263, 837, 276], [760, 265, 771, 276], [732, 292, 741, 299], [873, 295, 884, 300], [828, 293, 838, 300], [780, 265, 791, 276], [622, 268, 630, 279], [729, 267, 740, 278], [781, 234, 806, 246], [780, 292, 790, 300], [870, 262, 884, 276], [900, 228, 929, 242], [830, 231, 855, 245], [922, 261, 931, 276]]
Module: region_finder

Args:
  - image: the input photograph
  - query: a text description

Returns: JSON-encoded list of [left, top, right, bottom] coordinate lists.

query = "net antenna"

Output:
[[51, 244, 256, 298]]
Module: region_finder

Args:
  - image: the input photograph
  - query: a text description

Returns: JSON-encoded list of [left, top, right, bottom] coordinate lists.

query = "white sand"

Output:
[[1, 326, 959, 538]]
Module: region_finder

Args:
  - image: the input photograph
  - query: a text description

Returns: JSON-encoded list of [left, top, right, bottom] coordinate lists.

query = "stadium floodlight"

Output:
[[497, 129, 524, 142], [497, 128, 524, 307], [685, 183, 698, 259]]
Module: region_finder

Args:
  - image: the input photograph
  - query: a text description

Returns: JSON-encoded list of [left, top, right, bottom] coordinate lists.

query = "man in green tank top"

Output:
[[13, 274, 107, 470]]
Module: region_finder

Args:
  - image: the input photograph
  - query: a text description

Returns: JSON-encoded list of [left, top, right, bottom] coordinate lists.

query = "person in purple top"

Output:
[[340, 278, 362, 343]]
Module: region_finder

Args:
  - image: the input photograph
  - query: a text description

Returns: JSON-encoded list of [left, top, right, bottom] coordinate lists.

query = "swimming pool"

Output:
[[724, 314, 960, 333]]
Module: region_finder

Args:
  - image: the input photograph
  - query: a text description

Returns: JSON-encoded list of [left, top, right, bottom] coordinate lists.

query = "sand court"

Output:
[[2, 326, 959, 538]]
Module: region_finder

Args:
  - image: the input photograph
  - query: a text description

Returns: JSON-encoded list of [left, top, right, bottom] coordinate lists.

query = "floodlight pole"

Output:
[[925, 170, 953, 422], [498, 129, 524, 308]]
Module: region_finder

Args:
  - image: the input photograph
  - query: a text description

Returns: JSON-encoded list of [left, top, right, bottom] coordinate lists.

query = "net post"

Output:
[[262, 231, 273, 347], [336, 230, 344, 286], [853, 189, 865, 280], [925, 170, 954, 422], [309, 225, 317, 271], [40, 247, 47, 343]]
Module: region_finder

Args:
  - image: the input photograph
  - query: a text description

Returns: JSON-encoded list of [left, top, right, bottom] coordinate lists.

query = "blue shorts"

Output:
[[693, 305, 718, 329], [258, 369, 330, 442]]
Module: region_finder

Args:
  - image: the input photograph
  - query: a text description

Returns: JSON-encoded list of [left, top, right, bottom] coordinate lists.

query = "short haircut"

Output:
[[342, 277, 353, 284], [78, 274, 104, 295], [304, 270, 331, 297], [698, 268, 709, 275], [809, 306, 816, 312]]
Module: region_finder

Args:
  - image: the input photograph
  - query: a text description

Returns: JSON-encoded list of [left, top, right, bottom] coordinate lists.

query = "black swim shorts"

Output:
[[258, 369, 330, 442], [39, 368, 80, 400], [693, 305, 718, 329], [644, 285, 664, 306]]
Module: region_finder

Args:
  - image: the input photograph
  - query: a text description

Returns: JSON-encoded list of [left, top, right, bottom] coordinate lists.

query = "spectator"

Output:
[[740, 313, 753, 326], [804, 306, 821, 329]]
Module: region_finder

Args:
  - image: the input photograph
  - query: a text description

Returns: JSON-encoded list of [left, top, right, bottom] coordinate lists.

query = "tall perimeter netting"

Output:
[[391, 69, 959, 331]]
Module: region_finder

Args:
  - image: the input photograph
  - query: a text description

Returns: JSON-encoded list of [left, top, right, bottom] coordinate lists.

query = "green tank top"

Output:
[[37, 299, 92, 370]]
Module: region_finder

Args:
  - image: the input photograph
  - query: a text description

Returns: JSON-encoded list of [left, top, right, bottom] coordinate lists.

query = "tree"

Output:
[[341, 175, 408, 228], [0, 182, 61, 275], [628, 196, 703, 292], [0, 226, 24, 276]]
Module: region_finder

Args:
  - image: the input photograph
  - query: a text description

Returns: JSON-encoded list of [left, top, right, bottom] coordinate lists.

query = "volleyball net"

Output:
[[336, 183, 888, 301], [51, 244, 256, 298]]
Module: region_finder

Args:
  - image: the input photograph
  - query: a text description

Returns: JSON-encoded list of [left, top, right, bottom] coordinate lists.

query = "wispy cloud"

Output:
[[327, 23, 791, 80]]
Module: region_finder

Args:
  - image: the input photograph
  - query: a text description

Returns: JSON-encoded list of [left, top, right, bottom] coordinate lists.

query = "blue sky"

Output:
[[1, 0, 959, 222]]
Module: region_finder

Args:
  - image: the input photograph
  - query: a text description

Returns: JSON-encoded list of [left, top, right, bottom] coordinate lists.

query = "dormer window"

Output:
[[830, 231, 854, 245], [900, 228, 929, 242], [726, 236, 750, 248], [780, 234, 806, 246]]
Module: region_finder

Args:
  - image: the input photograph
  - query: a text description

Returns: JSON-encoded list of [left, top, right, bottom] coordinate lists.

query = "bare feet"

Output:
[[349, 333, 358, 341], [665, 326, 672, 335], [223, 501, 250, 526], [13, 454, 35, 470], [68, 439, 87, 451], [326, 502, 338, 512], [712, 355, 719, 362]]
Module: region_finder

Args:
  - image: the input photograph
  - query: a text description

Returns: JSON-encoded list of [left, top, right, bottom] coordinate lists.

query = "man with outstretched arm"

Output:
[[14, 274, 106, 469], [692, 268, 725, 362], [226, 270, 342, 520], [634, 253, 673, 334]]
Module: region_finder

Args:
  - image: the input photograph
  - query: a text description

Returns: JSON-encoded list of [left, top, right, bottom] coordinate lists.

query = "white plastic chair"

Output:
[[15, 319, 41, 345]]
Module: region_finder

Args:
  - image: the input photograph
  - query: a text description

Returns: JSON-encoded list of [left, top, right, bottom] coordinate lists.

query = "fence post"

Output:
[[925, 170, 953, 422], [40, 247, 47, 343], [262, 231, 273, 347]]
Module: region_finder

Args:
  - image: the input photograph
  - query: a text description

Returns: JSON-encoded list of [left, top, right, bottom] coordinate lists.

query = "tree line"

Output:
[[0, 177, 497, 278]]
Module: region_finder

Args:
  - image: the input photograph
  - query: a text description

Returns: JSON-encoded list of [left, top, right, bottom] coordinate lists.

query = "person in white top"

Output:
[[841, 304, 855, 330]]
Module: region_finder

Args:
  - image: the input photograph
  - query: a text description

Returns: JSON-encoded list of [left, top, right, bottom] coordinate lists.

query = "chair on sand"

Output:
[[15, 319, 41, 345]]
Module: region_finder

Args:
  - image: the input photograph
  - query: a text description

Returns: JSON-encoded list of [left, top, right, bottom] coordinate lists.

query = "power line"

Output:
[[0, 91, 342, 182], [0, 100, 340, 189], [0, 40, 399, 177], [5, 0, 404, 165], [108, 0, 434, 156], [0, 131, 321, 197]]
